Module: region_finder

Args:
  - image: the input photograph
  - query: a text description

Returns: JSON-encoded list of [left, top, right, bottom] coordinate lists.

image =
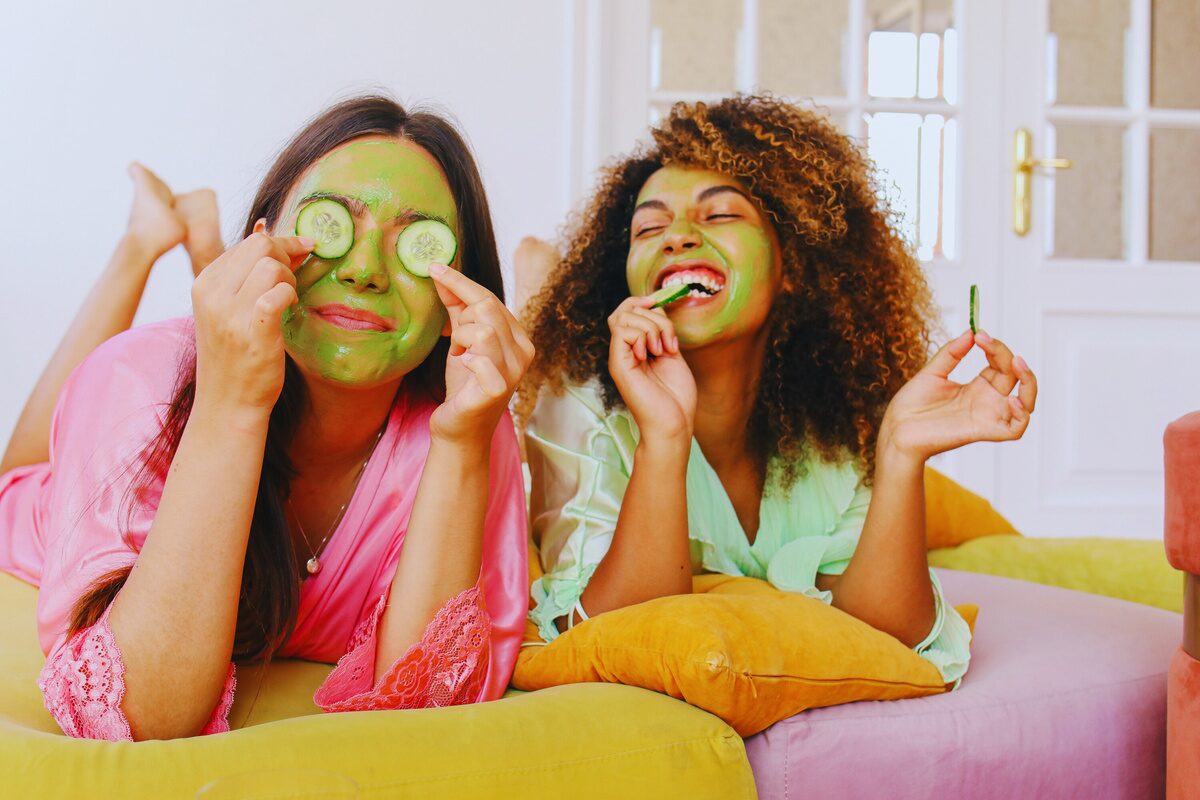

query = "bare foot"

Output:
[[175, 188, 224, 276], [126, 162, 186, 260], [513, 236, 559, 316]]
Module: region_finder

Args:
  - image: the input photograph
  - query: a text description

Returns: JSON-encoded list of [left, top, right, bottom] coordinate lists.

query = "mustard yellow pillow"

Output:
[[925, 467, 1021, 550], [514, 574, 972, 736]]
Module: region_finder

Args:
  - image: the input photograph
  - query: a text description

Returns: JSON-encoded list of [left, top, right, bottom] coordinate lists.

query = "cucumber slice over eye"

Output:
[[649, 283, 690, 308], [969, 284, 980, 334], [296, 199, 354, 260], [397, 219, 457, 278]]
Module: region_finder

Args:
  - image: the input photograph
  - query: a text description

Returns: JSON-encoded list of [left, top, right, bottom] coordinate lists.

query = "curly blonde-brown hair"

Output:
[[521, 94, 937, 484]]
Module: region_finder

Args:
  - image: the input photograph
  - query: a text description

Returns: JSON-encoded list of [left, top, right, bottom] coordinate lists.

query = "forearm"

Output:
[[575, 438, 692, 623], [825, 443, 936, 647], [2, 235, 159, 473], [107, 402, 268, 739], [375, 437, 490, 678]]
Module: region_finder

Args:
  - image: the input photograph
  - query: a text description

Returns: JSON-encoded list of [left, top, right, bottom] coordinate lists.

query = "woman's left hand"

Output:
[[428, 263, 535, 444], [879, 329, 1038, 462]]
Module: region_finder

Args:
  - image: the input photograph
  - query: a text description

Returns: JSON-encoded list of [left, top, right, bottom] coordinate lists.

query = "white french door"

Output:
[[571, 0, 1198, 539], [997, 0, 1200, 538]]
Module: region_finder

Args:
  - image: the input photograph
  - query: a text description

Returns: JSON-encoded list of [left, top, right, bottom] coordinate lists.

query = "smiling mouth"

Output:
[[654, 263, 727, 298], [310, 304, 395, 332]]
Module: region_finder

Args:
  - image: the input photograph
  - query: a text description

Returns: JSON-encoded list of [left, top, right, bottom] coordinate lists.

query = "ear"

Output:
[[253, 218, 268, 235]]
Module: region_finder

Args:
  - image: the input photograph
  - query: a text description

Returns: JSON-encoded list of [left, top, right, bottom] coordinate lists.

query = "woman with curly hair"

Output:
[[519, 95, 1037, 685]]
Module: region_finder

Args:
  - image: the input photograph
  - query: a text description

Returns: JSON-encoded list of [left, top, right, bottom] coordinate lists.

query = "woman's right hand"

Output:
[[191, 231, 313, 416], [607, 295, 696, 446]]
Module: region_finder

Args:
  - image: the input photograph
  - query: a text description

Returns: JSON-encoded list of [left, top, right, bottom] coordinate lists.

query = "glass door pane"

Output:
[[1151, 0, 1200, 108], [1150, 128, 1200, 260], [1047, 124, 1129, 259], [1048, 0, 1130, 106], [758, 0, 850, 97], [866, 0, 958, 102], [650, 0, 742, 92]]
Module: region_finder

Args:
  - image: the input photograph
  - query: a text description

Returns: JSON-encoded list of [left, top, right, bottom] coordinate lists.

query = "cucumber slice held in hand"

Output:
[[969, 284, 980, 334], [397, 220, 458, 277], [296, 199, 355, 260]]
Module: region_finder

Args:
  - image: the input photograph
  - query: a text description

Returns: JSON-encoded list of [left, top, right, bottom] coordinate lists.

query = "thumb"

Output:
[[921, 330, 975, 379]]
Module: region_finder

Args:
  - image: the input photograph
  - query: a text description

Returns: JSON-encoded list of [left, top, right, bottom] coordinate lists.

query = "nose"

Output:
[[662, 219, 701, 255], [334, 230, 390, 293]]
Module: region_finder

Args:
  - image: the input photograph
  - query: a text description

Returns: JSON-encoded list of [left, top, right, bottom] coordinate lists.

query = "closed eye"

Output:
[[706, 214, 740, 221]]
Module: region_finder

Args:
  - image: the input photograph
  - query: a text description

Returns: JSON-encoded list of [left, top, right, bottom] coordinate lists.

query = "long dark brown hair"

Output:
[[69, 95, 504, 661]]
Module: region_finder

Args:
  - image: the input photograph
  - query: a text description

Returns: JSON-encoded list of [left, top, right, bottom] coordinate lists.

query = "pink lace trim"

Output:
[[200, 664, 237, 735], [314, 585, 491, 713], [38, 606, 237, 741]]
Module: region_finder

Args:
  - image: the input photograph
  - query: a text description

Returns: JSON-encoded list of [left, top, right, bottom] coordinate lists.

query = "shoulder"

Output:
[[50, 318, 194, 455], [526, 379, 636, 459], [74, 317, 194, 396], [529, 379, 629, 433]]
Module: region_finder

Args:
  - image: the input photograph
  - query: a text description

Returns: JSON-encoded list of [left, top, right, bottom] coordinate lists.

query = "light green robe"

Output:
[[525, 381, 972, 685]]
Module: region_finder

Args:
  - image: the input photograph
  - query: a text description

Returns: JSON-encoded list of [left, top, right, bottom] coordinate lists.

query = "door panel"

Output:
[[1001, 0, 1200, 538]]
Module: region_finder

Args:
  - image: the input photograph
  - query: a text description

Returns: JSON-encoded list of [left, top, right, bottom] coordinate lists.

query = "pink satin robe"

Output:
[[0, 318, 529, 740]]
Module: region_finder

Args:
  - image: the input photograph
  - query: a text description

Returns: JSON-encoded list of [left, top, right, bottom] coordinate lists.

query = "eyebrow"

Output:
[[632, 199, 669, 214], [696, 185, 751, 203], [298, 192, 449, 225]]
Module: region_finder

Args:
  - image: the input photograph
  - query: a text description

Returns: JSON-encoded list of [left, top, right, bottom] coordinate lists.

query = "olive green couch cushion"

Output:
[[0, 572, 754, 799]]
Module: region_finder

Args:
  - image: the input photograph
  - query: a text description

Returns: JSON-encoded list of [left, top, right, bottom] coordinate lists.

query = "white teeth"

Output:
[[661, 268, 725, 295]]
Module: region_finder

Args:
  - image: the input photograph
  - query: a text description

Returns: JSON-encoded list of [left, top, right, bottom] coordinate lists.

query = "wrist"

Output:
[[428, 429, 494, 468], [636, 434, 691, 467], [874, 427, 926, 479], [191, 392, 274, 437]]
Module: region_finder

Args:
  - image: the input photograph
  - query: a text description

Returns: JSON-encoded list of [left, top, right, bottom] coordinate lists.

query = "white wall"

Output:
[[0, 0, 581, 449]]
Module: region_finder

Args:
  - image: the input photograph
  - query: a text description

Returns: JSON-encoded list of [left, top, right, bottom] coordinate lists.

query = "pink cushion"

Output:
[[1165, 411, 1200, 575], [745, 569, 1178, 799]]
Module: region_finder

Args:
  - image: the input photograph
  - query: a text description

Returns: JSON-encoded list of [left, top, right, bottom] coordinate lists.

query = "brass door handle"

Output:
[[1013, 127, 1073, 236]]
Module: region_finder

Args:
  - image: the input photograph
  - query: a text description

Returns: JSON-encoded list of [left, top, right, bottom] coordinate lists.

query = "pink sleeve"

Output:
[[474, 412, 530, 700], [313, 585, 491, 712], [26, 320, 236, 739], [37, 603, 237, 741]]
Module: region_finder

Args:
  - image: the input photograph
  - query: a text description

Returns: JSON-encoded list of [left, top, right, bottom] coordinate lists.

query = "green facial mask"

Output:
[[626, 166, 778, 347], [278, 138, 459, 387]]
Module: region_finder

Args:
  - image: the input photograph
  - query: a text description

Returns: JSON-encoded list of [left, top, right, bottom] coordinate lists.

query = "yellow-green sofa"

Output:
[[0, 534, 1178, 798]]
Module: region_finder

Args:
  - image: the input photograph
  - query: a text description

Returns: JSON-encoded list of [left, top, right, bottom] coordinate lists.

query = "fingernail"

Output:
[[459, 351, 474, 362], [297, 237, 315, 248], [976, 329, 992, 344], [429, 263, 448, 276], [1014, 356, 1029, 372]]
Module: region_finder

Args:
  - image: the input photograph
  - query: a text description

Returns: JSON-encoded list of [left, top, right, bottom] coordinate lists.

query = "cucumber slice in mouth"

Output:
[[296, 199, 354, 260], [649, 283, 691, 308], [969, 284, 980, 334], [397, 219, 457, 278]]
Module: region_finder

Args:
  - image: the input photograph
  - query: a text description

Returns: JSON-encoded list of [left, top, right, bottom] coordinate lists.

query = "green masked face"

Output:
[[276, 137, 458, 388], [625, 166, 781, 349]]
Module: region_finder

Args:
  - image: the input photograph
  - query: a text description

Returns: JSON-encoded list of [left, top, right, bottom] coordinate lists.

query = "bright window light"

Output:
[[867, 31, 918, 98]]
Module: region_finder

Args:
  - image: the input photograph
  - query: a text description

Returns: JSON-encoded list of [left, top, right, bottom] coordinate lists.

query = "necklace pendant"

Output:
[[306, 557, 321, 575]]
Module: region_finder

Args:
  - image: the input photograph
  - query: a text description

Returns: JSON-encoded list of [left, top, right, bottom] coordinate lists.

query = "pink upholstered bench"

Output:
[[745, 568, 1178, 799]]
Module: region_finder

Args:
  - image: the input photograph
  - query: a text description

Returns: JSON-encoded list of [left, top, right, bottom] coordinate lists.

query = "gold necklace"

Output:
[[287, 426, 385, 576]]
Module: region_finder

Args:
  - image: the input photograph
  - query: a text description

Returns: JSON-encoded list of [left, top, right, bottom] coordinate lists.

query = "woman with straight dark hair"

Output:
[[0, 95, 533, 741]]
